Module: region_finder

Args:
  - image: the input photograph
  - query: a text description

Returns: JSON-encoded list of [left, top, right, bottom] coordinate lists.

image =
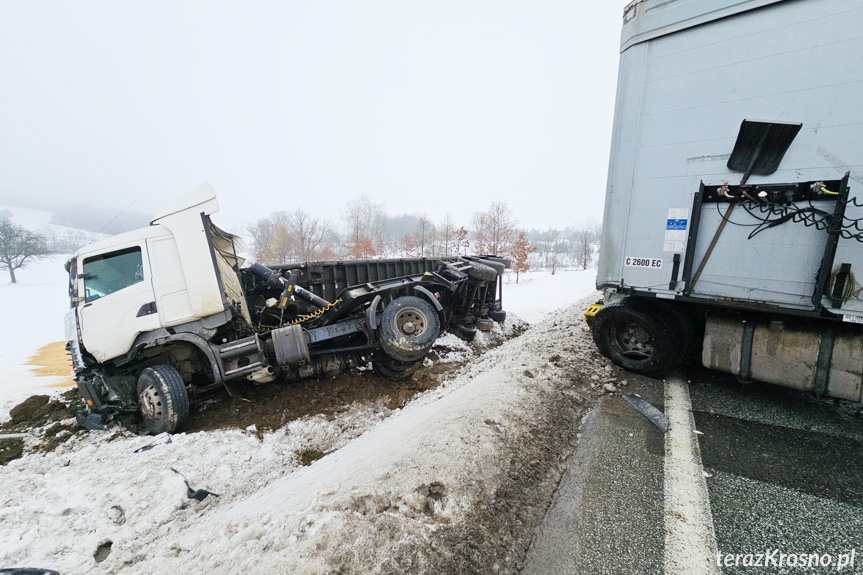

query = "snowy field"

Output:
[[0, 255, 74, 420], [502, 268, 598, 324]]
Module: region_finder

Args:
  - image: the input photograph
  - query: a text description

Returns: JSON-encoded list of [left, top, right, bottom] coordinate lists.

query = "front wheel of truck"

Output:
[[137, 365, 189, 434], [592, 300, 681, 376]]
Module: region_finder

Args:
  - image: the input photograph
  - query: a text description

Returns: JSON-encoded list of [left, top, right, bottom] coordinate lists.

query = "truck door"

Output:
[[77, 244, 162, 363]]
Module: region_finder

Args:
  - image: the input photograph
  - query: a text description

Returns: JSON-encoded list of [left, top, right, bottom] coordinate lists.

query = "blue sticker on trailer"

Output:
[[666, 219, 688, 230]]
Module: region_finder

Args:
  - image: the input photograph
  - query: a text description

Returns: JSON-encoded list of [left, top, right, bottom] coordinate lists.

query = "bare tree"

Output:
[[246, 212, 284, 262], [413, 213, 434, 257], [61, 229, 90, 253], [342, 194, 386, 258], [0, 218, 49, 283], [473, 202, 517, 257], [438, 214, 456, 256], [42, 226, 61, 253], [571, 226, 600, 270], [470, 212, 489, 254], [286, 209, 331, 261]]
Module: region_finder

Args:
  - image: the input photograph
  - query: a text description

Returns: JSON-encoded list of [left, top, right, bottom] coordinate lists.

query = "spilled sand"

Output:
[[26, 341, 75, 388]]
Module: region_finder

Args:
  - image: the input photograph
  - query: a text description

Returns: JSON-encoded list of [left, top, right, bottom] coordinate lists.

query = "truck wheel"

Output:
[[372, 358, 422, 380], [467, 257, 506, 276], [592, 300, 680, 376], [655, 301, 694, 364], [488, 309, 507, 322], [466, 262, 498, 282], [450, 323, 477, 342], [137, 365, 189, 434], [379, 296, 441, 362]]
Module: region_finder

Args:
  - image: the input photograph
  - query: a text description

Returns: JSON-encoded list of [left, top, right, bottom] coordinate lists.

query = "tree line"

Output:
[[245, 196, 602, 281], [0, 201, 602, 285]]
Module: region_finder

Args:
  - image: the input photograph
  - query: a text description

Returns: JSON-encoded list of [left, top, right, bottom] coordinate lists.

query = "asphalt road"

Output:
[[522, 366, 863, 574]]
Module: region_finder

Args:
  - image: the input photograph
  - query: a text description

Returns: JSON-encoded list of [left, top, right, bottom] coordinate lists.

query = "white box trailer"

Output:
[[590, 0, 863, 401]]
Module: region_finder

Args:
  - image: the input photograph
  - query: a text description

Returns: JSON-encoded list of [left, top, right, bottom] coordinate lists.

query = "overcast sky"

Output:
[[0, 1, 623, 232]]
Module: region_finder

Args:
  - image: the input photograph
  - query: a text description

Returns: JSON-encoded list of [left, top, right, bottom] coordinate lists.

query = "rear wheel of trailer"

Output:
[[592, 299, 689, 376]]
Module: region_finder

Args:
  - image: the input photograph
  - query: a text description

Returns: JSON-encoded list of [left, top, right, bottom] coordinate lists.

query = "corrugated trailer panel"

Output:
[[600, 0, 863, 314]]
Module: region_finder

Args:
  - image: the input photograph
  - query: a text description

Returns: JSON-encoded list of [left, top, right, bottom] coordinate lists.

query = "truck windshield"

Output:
[[82, 247, 144, 303]]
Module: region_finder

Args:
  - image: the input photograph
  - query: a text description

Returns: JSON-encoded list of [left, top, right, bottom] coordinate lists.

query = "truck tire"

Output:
[[137, 365, 189, 434], [450, 323, 477, 342], [488, 309, 507, 322], [372, 358, 422, 380], [466, 262, 498, 282], [379, 296, 441, 362], [467, 257, 506, 276], [591, 299, 682, 376], [654, 301, 695, 364]]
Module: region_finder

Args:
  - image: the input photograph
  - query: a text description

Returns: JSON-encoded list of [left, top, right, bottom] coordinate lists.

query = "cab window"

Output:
[[82, 247, 144, 303]]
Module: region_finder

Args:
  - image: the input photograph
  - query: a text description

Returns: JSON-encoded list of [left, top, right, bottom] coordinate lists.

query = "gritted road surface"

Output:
[[523, 367, 863, 575]]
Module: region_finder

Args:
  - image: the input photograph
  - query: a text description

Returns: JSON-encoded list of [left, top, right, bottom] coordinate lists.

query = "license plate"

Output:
[[625, 257, 663, 269]]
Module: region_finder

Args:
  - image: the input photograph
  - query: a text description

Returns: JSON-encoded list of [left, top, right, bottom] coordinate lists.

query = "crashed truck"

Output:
[[65, 185, 509, 434], [588, 0, 863, 403]]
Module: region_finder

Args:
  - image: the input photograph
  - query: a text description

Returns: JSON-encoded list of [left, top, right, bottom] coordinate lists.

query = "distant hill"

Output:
[[0, 204, 106, 253]]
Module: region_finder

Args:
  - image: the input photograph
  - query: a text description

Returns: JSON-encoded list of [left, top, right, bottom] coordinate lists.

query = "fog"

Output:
[[0, 1, 623, 232]]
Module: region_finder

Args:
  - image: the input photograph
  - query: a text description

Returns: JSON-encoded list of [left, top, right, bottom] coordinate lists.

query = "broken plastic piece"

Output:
[[621, 394, 670, 433], [75, 410, 107, 431], [170, 468, 220, 501], [133, 433, 173, 453]]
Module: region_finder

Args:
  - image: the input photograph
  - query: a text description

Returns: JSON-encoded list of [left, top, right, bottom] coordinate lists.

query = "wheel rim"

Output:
[[608, 320, 654, 359], [394, 308, 427, 337], [139, 384, 163, 419]]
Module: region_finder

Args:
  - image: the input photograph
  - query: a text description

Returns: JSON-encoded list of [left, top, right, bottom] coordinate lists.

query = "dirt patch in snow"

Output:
[[2, 391, 79, 432], [186, 321, 526, 434], [0, 390, 83, 464], [188, 370, 442, 434]]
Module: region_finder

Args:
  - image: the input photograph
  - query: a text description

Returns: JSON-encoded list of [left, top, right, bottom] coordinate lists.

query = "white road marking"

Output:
[[664, 374, 721, 575]]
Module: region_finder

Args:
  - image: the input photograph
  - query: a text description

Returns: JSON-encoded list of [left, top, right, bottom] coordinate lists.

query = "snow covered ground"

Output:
[[502, 268, 598, 324]]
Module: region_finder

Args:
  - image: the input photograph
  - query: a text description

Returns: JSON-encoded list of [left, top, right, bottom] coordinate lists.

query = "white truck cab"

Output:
[[66, 184, 247, 366]]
